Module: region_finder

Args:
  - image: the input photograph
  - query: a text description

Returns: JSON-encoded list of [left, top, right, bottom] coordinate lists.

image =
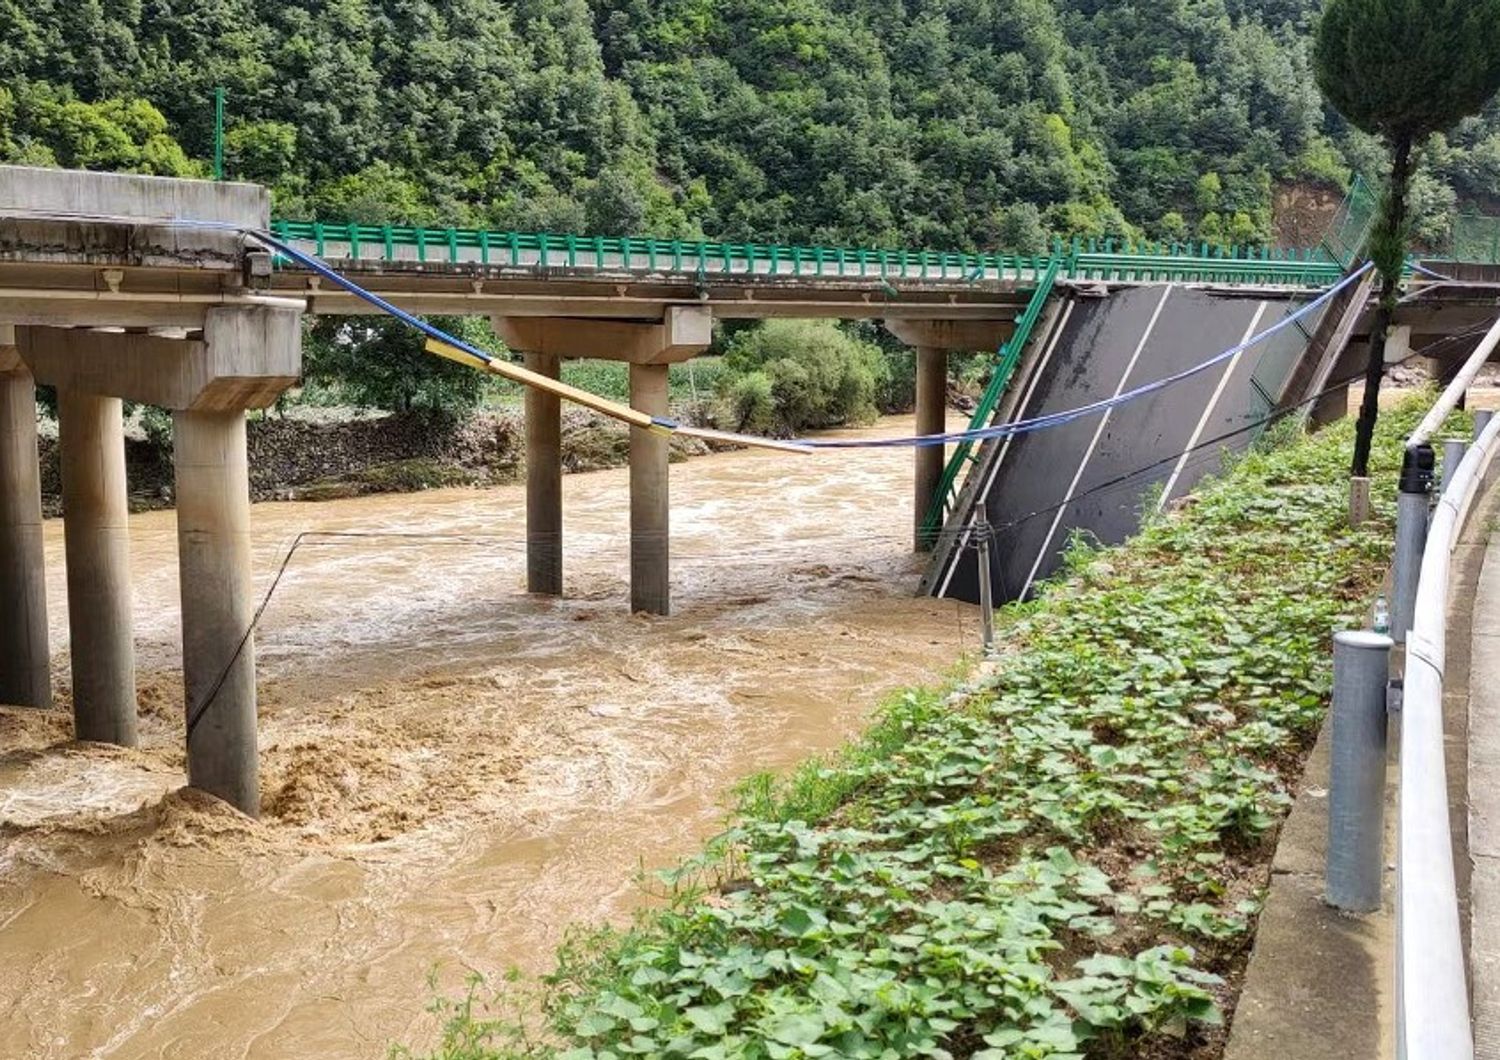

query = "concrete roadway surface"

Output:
[[931, 283, 1316, 605]]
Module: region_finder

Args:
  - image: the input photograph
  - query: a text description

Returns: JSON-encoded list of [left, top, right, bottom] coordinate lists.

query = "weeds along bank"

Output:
[[401, 403, 1432, 1060]]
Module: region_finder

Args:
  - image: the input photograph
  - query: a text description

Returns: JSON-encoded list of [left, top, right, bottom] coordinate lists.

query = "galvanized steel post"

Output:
[[976, 519, 995, 652], [1326, 629, 1392, 912], [1475, 408, 1494, 442], [1391, 444, 1434, 643], [1443, 437, 1468, 495]]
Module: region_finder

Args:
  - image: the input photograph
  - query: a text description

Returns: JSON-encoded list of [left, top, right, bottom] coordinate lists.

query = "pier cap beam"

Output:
[[884, 318, 1014, 353], [18, 305, 301, 410], [492, 306, 712, 365]]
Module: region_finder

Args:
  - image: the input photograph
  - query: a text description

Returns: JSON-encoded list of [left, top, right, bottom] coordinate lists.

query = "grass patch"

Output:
[[400, 398, 1457, 1060]]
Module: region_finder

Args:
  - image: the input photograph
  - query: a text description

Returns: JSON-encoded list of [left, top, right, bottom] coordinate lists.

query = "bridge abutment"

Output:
[[0, 327, 51, 708], [56, 385, 139, 746]]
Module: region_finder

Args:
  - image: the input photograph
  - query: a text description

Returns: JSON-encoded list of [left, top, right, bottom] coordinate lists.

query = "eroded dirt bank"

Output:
[[0, 415, 972, 1060]]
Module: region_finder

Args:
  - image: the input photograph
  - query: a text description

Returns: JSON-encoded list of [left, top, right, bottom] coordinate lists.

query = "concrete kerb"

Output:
[[1225, 483, 1500, 1060]]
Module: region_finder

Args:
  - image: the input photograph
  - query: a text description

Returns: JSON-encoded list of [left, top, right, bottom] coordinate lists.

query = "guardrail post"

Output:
[[1475, 409, 1494, 442], [1391, 444, 1435, 642], [1326, 629, 1393, 912], [1443, 437, 1468, 495], [976, 519, 995, 652]]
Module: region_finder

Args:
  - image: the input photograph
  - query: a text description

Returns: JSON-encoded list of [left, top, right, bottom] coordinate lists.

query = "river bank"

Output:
[[33, 405, 719, 516]]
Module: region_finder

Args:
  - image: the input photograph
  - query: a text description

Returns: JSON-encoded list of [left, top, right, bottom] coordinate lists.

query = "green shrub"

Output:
[[717, 320, 889, 435]]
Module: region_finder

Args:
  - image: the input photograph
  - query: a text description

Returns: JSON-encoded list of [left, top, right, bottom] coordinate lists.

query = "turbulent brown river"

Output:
[[0, 415, 973, 1060]]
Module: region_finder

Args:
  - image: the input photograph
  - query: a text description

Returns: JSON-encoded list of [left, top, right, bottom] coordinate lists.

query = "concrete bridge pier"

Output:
[[523, 352, 563, 595], [886, 320, 1014, 551], [630, 363, 671, 615], [19, 305, 301, 814], [0, 326, 51, 708], [493, 308, 711, 615], [175, 408, 258, 812], [57, 386, 139, 745]]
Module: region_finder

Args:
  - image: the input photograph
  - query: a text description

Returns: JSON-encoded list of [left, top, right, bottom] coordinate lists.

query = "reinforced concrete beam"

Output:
[[884, 318, 1014, 353], [492, 306, 712, 364], [0, 164, 267, 271], [0, 325, 50, 708], [18, 304, 301, 410]]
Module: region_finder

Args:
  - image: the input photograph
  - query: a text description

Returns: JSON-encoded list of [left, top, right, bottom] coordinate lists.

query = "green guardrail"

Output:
[[917, 259, 1062, 547], [270, 219, 1343, 288]]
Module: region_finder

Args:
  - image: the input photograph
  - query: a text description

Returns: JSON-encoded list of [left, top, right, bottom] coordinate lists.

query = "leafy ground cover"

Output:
[[405, 401, 1440, 1060]]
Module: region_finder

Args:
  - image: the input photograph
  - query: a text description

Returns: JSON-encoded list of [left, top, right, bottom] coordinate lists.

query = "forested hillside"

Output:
[[3, 0, 1497, 251]]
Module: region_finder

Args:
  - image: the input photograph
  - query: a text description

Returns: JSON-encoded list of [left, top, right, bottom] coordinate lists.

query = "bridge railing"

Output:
[[269, 220, 1344, 289]]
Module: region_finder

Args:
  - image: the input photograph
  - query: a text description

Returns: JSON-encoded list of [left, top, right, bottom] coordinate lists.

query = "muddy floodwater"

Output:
[[0, 415, 973, 1060]]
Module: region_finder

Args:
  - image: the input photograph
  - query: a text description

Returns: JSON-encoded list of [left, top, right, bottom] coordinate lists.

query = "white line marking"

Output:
[[935, 299, 1076, 599], [1158, 301, 1268, 510], [1019, 284, 1173, 599]]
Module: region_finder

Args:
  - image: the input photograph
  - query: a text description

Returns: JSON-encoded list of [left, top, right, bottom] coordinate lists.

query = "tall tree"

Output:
[[1314, 0, 1500, 477]]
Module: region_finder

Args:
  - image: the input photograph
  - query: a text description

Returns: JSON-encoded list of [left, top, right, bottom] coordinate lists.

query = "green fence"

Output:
[[270, 220, 1343, 289], [1451, 213, 1500, 264], [1321, 174, 1378, 268]]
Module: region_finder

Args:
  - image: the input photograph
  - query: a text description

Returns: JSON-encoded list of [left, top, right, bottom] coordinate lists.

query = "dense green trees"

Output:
[[719, 320, 889, 435], [7, 0, 1500, 252], [1315, 0, 1500, 475]]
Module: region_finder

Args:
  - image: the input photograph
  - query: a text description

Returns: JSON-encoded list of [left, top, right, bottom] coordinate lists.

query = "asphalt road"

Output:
[[932, 283, 1316, 605]]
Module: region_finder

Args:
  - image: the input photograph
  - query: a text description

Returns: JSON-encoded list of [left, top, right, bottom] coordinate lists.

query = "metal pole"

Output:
[[976, 520, 995, 652], [1443, 437, 1468, 496], [1327, 629, 1393, 912], [213, 87, 226, 181], [1475, 408, 1494, 443], [1391, 444, 1434, 643]]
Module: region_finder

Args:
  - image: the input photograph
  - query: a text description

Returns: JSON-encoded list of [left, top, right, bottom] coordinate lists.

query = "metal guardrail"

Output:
[[268, 220, 1344, 288], [1394, 409, 1500, 1060]]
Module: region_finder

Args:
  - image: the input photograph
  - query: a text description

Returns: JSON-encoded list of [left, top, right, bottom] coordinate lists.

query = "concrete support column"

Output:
[[629, 363, 670, 616], [525, 352, 563, 595], [175, 409, 258, 816], [0, 332, 50, 708], [57, 389, 137, 744], [914, 347, 948, 550]]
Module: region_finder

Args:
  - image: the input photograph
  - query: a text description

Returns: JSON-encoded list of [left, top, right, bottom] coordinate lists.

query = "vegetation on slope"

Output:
[[399, 403, 1438, 1059], [5, 0, 1500, 251]]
